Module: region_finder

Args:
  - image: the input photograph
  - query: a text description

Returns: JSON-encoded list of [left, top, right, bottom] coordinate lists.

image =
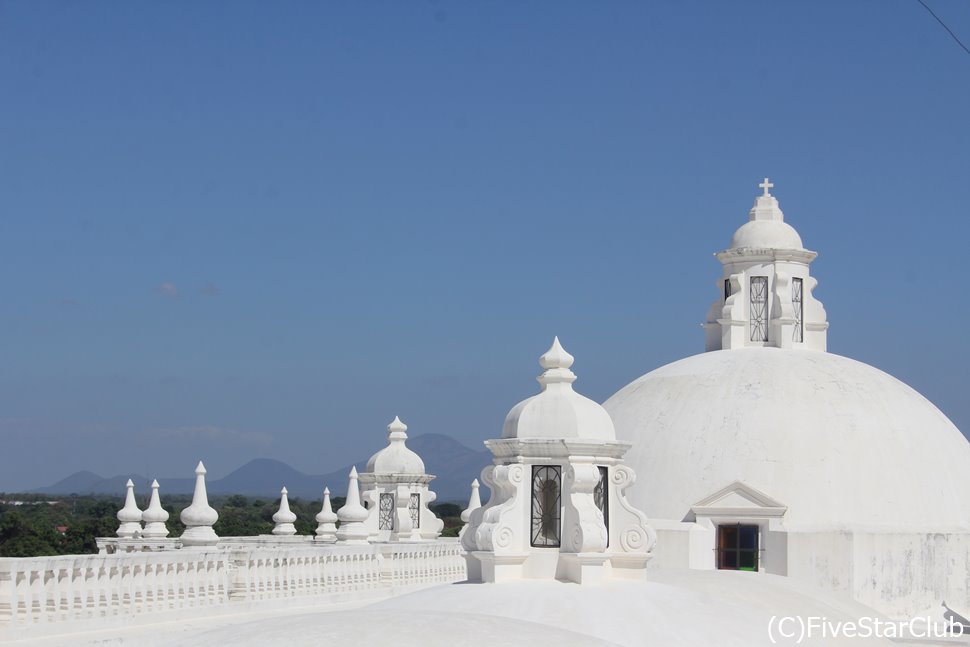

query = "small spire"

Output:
[[388, 415, 408, 441], [116, 478, 143, 538], [336, 467, 370, 544], [272, 485, 297, 535], [460, 479, 481, 524], [180, 459, 219, 547], [540, 336, 574, 369], [537, 336, 577, 389], [141, 478, 170, 539], [315, 486, 339, 542]]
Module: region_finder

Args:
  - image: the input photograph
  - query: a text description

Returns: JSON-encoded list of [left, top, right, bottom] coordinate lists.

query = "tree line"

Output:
[[0, 492, 463, 558]]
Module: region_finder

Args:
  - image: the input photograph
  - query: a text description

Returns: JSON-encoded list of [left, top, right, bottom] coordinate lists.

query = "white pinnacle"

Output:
[[315, 486, 339, 543], [336, 467, 370, 544], [538, 336, 577, 389], [388, 415, 408, 440], [141, 479, 170, 538], [116, 479, 143, 538], [272, 486, 298, 535], [459, 478, 482, 541], [179, 460, 219, 547], [460, 479, 482, 524]]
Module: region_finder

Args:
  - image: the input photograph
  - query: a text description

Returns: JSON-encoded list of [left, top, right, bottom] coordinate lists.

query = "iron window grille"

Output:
[[750, 276, 769, 342], [594, 466, 610, 547], [792, 278, 804, 343], [531, 465, 562, 548], [408, 493, 420, 529], [378, 493, 394, 530], [716, 524, 760, 572]]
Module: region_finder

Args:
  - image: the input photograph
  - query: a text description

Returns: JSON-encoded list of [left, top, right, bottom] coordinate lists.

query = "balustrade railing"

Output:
[[0, 539, 466, 637]]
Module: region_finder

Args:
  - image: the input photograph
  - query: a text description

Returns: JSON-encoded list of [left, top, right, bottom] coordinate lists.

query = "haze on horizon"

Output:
[[1, 1, 968, 491]]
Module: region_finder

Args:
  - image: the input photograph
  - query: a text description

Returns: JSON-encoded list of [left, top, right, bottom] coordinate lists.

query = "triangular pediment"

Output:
[[691, 481, 787, 518]]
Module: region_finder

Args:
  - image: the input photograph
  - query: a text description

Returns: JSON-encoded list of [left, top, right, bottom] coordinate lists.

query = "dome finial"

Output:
[[749, 178, 785, 223], [538, 336, 576, 388], [759, 177, 774, 197], [388, 415, 408, 441]]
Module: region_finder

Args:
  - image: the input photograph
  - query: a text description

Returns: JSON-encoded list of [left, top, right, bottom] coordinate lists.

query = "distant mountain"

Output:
[[212, 459, 327, 498], [32, 433, 491, 504], [37, 470, 104, 494]]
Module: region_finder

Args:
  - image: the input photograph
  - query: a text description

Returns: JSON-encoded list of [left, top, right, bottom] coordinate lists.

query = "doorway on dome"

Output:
[[717, 524, 759, 571]]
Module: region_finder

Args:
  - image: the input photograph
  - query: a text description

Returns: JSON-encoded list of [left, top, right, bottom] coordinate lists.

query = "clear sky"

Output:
[[1, 1, 968, 491]]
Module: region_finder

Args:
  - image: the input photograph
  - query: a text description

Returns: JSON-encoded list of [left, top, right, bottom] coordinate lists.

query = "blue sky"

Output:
[[1, 1, 968, 490]]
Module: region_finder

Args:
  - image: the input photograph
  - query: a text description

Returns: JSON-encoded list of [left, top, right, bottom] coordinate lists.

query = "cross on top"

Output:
[[759, 177, 774, 196]]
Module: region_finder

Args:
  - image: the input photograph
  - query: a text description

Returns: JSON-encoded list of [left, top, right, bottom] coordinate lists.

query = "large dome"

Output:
[[605, 348, 970, 531]]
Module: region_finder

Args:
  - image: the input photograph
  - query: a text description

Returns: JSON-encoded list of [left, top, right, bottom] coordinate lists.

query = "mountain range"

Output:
[[32, 433, 491, 504]]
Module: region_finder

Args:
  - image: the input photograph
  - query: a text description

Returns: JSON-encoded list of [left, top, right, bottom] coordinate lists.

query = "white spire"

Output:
[[460, 479, 481, 524], [537, 336, 577, 389], [459, 479, 482, 541], [314, 486, 338, 543], [116, 479, 143, 538], [141, 479, 170, 538], [272, 486, 298, 535], [179, 461, 219, 547], [336, 467, 370, 544], [388, 415, 408, 440]]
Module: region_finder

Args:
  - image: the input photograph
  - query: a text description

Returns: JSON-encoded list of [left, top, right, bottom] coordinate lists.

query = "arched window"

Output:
[[750, 276, 769, 342], [379, 493, 394, 530], [594, 466, 609, 546], [531, 465, 561, 548], [792, 278, 804, 342], [408, 493, 420, 529]]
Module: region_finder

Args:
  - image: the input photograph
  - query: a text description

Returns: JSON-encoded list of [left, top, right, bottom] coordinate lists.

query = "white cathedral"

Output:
[[2, 181, 969, 646]]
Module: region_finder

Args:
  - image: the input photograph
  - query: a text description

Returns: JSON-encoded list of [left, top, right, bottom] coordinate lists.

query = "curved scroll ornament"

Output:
[[720, 273, 743, 322], [610, 466, 657, 557], [772, 272, 795, 322], [562, 464, 608, 553], [465, 464, 524, 553]]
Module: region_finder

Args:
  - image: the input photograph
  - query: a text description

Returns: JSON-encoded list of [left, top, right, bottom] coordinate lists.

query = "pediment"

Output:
[[691, 481, 787, 518]]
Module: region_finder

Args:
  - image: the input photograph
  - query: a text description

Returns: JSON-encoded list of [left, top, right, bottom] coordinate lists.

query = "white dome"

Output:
[[730, 219, 803, 250], [365, 417, 426, 475], [502, 337, 616, 441], [604, 348, 970, 530]]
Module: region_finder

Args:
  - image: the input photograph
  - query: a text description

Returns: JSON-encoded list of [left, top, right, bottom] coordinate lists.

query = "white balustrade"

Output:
[[0, 539, 466, 638]]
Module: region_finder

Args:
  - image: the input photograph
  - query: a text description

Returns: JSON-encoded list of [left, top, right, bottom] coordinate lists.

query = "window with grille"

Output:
[[408, 493, 420, 529], [530, 465, 562, 548], [792, 278, 804, 343], [750, 276, 768, 342], [379, 493, 394, 530], [594, 466, 609, 547], [717, 524, 759, 572]]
